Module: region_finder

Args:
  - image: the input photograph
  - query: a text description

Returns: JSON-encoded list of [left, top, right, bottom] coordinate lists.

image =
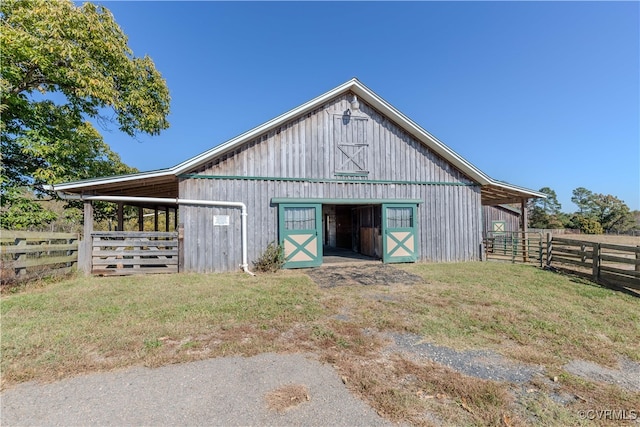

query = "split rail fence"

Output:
[[1, 231, 78, 284], [484, 232, 640, 292], [91, 231, 178, 276], [545, 236, 640, 292]]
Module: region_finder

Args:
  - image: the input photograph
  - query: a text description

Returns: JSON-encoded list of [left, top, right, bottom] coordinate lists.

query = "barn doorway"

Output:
[[322, 204, 382, 261], [277, 200, 419, 268]]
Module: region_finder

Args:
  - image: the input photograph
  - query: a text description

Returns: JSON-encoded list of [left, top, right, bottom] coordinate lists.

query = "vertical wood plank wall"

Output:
[[179, 93, 483, 272], [180, 180, 482, 272], [482, 205, 521, 235], [193, 94, 473, 184]]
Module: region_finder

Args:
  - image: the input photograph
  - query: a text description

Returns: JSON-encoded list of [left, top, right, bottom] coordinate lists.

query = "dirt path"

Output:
[[564, 357, 640, 392], [388, 333, 544, 384], [306, 264, 424, 288]]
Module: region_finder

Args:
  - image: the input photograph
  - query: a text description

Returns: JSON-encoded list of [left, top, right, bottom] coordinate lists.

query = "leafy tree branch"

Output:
[[1, 0, 171, 229]]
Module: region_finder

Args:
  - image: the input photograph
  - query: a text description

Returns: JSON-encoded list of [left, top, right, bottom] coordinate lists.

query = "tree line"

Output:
[[527, 187, 638, 234]]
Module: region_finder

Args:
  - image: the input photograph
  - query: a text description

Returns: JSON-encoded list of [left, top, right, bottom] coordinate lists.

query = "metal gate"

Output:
[[484, 231, 543, 265]]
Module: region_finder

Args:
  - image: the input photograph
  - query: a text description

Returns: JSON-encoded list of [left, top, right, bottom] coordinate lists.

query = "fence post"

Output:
[[82, 201, 94, 275], [538, 237, 543, 268], [14, 237, 27, 278], [592, 242, 600, 283], [70, 234, 79, 270], [178, 224, 184, 272], [636, 246, 639, 274], [546, 233, 552, 268]]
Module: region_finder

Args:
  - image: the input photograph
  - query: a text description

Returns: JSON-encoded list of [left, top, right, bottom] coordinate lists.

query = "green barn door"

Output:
[[382, 204, 418, 263], [279, 204, 322, 268]]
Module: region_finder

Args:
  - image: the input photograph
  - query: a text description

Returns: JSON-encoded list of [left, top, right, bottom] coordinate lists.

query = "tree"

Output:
[[571, 187, 595, 215], [568, 187, 635, 234], [569, 214, 604, 234], [1, 0, 170, 228], [528, 187, 564, 229], [590, 193, 634, 233], [526, 186, 634, 234]]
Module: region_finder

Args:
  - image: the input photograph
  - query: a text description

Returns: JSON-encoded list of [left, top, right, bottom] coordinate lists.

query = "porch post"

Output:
[[165, 207, 170, 232], [178, 223, 184, 272], [174, 207, 178, 230], [82, 200, 94, 275], [521, 198, 528, 262], [117, 202, 124, 231], [154, 207, 159, 231], [138, 206, 144, 231]]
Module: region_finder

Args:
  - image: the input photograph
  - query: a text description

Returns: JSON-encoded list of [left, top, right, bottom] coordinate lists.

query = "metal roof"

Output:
[[47, 78, 545, 204]]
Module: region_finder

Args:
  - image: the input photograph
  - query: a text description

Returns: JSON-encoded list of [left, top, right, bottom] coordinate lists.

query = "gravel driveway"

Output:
[[1, 353, 391, 427], [389, 333, 544, 384]]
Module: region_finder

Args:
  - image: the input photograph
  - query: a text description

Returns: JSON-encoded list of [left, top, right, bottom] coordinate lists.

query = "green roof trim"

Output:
[[179, 174, 477, 187], [272, 198, 424, 205]]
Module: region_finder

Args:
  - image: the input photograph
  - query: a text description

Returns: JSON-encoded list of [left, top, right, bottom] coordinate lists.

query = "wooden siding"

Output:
[[179, 92, 483, 272], [179, 179, 482, 272], [189, 93, 473, 185], [482, 205, 521, 236]]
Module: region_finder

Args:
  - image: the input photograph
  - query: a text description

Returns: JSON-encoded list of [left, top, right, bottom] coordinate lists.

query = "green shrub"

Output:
[[574, 215, 604, 234], [253, 241, 285, 273]]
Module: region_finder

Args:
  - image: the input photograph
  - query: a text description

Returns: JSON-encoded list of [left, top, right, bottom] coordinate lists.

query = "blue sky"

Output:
[[95, 1, 639, 212]]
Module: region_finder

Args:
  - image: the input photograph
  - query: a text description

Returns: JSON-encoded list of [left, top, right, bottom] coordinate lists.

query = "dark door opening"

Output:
[[323, 204, 382, 260], [335, 205, 352, 250]]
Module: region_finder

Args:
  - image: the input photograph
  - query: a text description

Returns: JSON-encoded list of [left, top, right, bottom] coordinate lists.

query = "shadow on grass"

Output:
[[546, 266, 640, 299]]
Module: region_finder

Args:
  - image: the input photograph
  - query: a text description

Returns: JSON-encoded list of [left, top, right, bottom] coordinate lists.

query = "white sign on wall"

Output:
[[213, 215, 230, 226]]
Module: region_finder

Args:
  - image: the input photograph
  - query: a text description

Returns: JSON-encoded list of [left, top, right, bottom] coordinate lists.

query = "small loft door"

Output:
[[279, 204, 322, 268], [382, 204, 418, 263]]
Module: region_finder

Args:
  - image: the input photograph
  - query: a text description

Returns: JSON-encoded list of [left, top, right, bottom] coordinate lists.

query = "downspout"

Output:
[[56, 192, 255, 275]]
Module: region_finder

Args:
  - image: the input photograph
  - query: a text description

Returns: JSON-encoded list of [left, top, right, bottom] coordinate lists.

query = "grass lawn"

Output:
[[2, 263, 639, 426]]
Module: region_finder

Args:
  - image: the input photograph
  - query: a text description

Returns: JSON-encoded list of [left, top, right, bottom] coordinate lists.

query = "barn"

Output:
[[49, 79, 544, 274], [482, 204, 522, 237]]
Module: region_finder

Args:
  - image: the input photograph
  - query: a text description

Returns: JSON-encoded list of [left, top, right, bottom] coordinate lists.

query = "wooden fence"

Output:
[[91, 231, 178, 276], [484, 233, 639, 292], [528, 228, 580, 235], [484, 232, 544, 266], [0, 231, 78, 284], [545, 236, 640, 292]]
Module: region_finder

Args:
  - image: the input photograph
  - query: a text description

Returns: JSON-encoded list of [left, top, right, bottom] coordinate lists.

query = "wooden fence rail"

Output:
[[484, 232, 544, 266], [484, 233, 639, 292], [0, 231, 79, 284], [546, 236, 640, 292], [91, 231, 178, 276]]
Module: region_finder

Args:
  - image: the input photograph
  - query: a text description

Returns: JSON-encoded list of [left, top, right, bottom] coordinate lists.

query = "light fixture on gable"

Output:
[[351, 94, 360, 112]]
